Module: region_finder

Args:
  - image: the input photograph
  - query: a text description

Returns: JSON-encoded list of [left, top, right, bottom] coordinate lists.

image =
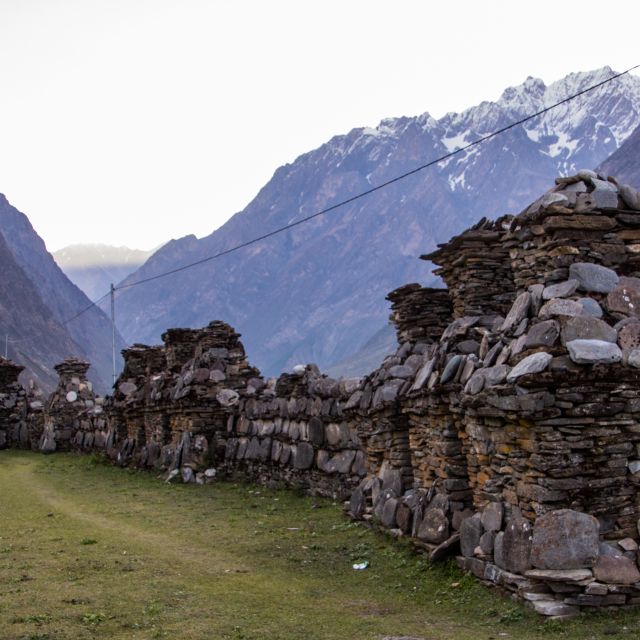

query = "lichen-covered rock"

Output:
[[530, 510, 599, 570], [460, 514, 483, 558], [500, 515, 532, 574], [569, 262, 619, 294], [506, 352, 552, 382], [566, 339, 622, 365], [593, 555, 640, 585]]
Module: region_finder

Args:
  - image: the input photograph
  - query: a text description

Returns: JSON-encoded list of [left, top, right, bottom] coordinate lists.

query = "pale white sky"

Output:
[[0, 0, 638, 252]]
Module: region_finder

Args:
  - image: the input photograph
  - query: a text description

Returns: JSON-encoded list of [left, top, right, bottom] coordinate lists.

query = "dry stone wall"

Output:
[[6, 171, 640, 616], [347, 171, 640, 616], [0, 358, 28, 449]]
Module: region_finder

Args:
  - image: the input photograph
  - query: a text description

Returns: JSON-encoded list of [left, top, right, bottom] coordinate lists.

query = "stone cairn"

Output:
[[5, 171, 640, 616], [39, 358, 105, 453]]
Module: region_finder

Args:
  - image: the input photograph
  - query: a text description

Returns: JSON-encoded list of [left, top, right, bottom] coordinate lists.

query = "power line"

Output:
[[62, 291, 111, 325], [63, 63, 639, 323]]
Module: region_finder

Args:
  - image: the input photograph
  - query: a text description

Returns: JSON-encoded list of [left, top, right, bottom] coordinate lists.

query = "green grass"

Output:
[[1, 451, 640, 639]]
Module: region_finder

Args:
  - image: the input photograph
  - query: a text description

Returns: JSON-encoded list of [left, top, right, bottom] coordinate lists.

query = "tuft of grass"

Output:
[[79, 537, 98, 545]]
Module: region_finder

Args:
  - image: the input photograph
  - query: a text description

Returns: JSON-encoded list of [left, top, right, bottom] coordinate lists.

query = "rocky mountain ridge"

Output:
[[113, 67, 640, 376], [599, 122, 640, 188], [0, 195, 125, 392]]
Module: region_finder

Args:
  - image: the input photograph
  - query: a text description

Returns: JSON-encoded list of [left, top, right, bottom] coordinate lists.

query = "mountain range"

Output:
[[53, 244, 154, 301], [0, 195, 125, 392], [598, 120, 640, 187], [107, 67, 640, 377]]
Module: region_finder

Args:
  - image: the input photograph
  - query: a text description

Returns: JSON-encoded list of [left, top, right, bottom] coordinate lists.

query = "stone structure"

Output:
[[5, 171, 640, 616], [0, 357, 28, 449], [345, 171, 640, 616], [39, 358, 106, 453], [101, 322, 364, 496]]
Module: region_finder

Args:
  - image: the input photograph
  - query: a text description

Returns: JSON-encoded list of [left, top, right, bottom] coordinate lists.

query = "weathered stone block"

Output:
[[593, 555, 640, 585], [417, 507, 449, 544], [460, 514, 483, 558], [530, 509, 599, 570]]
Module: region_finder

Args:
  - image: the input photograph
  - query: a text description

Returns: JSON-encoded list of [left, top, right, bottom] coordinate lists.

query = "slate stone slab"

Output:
[[579, 297, 603, 318], [440, 354, 463, 384], [501, 515, 533, 574], [618, 321, 640, 351], [593, 555, 640, 584], [412, 358, 435, 391], [417, 507, 449, 544], [479, 531, 495, 554], [524, 568, 593, 581], [542, 279, 579, 300], [531, 600, 579, 617], [388, 365, 414, 379], [464, 369, 485, 396], [530, 509, 599, 570], [430, 533, 460, 563], [524, 320, 560, 348], [381, 466, 403, 496], [395, 502, 412, 534], [539, 298, 585, 319], [493, 531, 505, 569], [566, 339, 622, 365], [483, 364, 510, 387], [380, 497, 399, 528], [607, 278, 640, 317], [501, 292, 531, 333], [481, 502, 504, 532], [308, 417, 324, 446], [561, 316, 617, 344], [460, 514, 483, 557], [569, 262, 619, 294], [506, 352, 552, 383], [293, 442, 315, 469]]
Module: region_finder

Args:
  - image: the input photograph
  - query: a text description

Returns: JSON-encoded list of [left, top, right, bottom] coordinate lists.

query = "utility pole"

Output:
[[110, 283, 116, 388], [4, 334, 7, 359]]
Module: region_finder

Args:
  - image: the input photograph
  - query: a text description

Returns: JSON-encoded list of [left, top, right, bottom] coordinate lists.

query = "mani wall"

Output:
[[3, 170, 640, 617]]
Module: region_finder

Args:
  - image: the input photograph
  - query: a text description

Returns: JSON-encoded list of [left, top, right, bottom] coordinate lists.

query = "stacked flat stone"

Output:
[[424, 216, 517, 319], [387, 284, 453, 345], [223, 364, 365, 499], [39, 358, 105, 453], [510, 170, 640, 290], [157, 322, 262, 476], [106, 343, 168, 466], [347, 173, 640, 616], [24, 380, 45, 450], [0, 358, 27, 449]]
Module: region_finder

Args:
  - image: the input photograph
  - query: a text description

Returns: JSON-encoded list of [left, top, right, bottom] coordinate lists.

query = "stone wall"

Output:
[[347, 172, 640, 616], [0, 358, 28, 449], [5, 171, 640, 616]]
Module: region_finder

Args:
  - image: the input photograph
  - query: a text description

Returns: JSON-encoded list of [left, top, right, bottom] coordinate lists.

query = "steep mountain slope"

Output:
[[114, 67, 640, 375], [0, 230, 85, 391], [598, 122, 640, 187], [0, 195, 125, 392], [53, 244, 154, 300]]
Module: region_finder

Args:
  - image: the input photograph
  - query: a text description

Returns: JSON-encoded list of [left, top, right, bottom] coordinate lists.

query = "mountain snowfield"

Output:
[[112, 67, 640, 377]]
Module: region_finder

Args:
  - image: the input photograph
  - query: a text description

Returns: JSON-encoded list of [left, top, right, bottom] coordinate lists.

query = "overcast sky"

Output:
[[1, 0, 639, 252]]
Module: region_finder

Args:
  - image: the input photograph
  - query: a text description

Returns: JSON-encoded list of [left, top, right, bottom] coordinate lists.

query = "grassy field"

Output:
[[1, 452, 640, 640]]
